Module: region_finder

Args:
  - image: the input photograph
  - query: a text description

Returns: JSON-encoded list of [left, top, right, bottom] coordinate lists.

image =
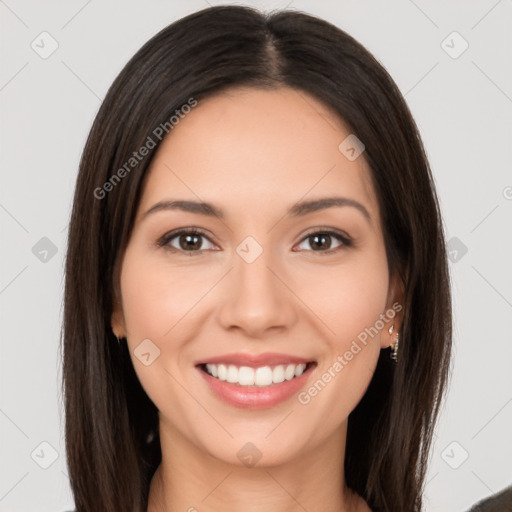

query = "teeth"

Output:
[[294, 364, 305, 377], [284, 364, 295, 380], [226, 365, 238, 383], [206, 363, 218, 377], [272, 365, 285, 383], [217, 364, 227, 381], [239, 366, 255, 385], [254, 366, 272, 386], [203, 363, 308, 387]]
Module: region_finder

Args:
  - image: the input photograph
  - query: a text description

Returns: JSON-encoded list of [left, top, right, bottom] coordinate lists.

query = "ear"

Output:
[[380, 270, 406, 349], [111, 259, 127, 338], [111, 299, 127, 338]]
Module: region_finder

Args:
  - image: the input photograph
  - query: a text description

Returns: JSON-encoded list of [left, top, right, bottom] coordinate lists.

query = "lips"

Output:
[[194, 352, 317, 409], [194, 352, 314, 368]]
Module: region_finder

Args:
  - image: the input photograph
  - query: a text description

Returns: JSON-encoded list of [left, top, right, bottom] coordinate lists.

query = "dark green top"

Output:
[[466, 485, 512, 511]]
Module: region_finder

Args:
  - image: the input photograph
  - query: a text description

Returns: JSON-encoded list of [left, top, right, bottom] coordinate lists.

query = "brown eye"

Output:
[[308, 233, 333, 250], [175, 233, 204, 251], [159, 229, 215, 254], [296, 230, 351, 254]]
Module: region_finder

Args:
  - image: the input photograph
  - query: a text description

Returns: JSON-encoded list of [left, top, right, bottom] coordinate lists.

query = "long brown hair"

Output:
[[61, 5, 452, 511]]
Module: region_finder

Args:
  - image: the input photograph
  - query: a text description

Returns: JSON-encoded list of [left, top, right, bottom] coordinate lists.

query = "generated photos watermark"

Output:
[[93, 97, 198, 200], [297, 301, 403, 405]]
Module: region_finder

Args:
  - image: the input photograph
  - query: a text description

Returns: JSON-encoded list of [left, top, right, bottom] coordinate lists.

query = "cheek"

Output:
[[119, 249, 211, 340], [296, 248, 388, 408], [298, 248, 390, 343], [118, 250, 204, 421], [118, 248, 215, 400]]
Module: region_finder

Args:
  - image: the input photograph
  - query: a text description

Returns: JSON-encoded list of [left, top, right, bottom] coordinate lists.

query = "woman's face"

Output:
[[112, 86, 402, 467]]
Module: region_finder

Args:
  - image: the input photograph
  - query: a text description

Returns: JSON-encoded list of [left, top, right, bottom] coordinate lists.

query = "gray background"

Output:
[[1, 1, 511, 511]]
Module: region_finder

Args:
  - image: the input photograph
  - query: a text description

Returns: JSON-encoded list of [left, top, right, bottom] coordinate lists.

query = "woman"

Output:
[[62, 5, 452, 511]]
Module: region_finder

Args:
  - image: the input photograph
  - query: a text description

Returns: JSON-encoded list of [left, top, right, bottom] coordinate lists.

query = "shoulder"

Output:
[[466, 485, 512, 511]]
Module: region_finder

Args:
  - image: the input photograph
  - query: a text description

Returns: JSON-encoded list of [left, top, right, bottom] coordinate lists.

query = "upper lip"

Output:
[[194, 352, 315, 368]]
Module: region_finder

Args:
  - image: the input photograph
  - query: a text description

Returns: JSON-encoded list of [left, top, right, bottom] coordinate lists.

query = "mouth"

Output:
[[197, 361, 317, 387], [195, 358, 318, 409]]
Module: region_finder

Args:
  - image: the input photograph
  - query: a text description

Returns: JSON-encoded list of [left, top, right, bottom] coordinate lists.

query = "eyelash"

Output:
[[157, 227, 353, 256]]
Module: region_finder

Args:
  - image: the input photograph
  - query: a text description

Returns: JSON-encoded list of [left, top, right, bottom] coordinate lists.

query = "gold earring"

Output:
[[112, 330, 122, 345], [388, 325, 399, 362]]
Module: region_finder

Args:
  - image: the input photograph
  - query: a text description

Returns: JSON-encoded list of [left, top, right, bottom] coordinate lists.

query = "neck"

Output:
[[146, 418, 370, 512]]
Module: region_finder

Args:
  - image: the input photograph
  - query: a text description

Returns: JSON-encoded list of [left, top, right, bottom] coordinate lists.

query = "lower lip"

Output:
[[197, 364, 316, 409]]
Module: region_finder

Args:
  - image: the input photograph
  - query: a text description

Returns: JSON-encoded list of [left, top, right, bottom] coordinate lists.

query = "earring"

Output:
[[112, 330, 122, 345], [388, 325, 400, 362]]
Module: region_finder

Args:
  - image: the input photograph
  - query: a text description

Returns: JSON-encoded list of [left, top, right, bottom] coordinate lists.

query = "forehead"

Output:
[[138, 86, 379, 223]]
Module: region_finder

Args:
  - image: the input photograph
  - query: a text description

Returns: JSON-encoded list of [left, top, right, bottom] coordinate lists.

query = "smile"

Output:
[[200, 362, 315, 387], [196, 357, 318, 409]]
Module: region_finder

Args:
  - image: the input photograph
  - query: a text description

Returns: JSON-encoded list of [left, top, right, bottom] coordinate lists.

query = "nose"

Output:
[[217, 247, 298, 338]]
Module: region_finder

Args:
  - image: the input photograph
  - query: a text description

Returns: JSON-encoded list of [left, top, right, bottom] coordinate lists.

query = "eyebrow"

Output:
[[142, 196, 372, 224]]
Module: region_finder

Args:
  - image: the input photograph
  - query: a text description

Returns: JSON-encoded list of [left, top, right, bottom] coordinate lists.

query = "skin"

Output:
[[112, 86, 403, 512]]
